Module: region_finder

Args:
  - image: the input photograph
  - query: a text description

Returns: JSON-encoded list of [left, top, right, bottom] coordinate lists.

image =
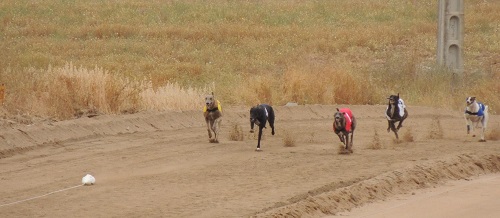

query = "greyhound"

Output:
[[386, 93, 408, 139], [203, 92, 222, 143], [464, 96, 489, 142], [333, 108, 356, 153], [249, 104, 275, 151]]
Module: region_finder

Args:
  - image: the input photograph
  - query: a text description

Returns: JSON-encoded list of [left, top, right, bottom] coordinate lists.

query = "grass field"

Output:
[[0, 0, 498, 120]]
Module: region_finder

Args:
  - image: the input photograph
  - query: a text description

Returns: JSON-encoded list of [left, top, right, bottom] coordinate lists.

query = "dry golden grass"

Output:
[[0, 0, 499, 120], [429, 118, 444, 140], [403, 127, 415, 142], [368, 128, 382, 150], [0, 84, 4, 105], [282, 130, 296, 147], [228, 123, 244, 141], [0, 63, 207, 120], [486, 125, 500, 141]]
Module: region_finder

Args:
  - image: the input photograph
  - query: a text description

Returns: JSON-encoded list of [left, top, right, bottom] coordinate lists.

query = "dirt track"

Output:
[[0, 105, 499, 217]]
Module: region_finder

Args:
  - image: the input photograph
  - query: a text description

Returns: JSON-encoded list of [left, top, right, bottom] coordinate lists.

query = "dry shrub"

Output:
[[280, 65, 378, 105], [0, 63, 144, 119], [0, 63, 208, 120], [429, 118, 444, 139], [234, 75, 275, 105], [247, 129, 260, 140], [403, 127, 414, 142], [280, 66, 338, 104], [228, 123, 244, 141], [282, 130, 296, 147], [0, 84, 5, 105], [368, 128, 382, 150], [486, 125, 500, 141], [307, 132, 316, 143], [140, 82, 207, 111]]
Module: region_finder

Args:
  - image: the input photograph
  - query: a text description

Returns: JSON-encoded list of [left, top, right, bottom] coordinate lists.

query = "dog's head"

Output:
[[387, 93, 400, 105], [334, 108, 346, 124], [205, 93, 216, 109], [249, 106, 261, 126], [466, 96, 476, 106], [334, 108, 344, 120]]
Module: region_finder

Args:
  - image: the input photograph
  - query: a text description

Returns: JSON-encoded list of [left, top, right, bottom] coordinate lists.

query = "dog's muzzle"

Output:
[[251, 118, 260, 126]]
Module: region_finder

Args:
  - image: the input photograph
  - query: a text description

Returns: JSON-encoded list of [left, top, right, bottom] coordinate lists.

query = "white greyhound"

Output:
[[464, 96, 489, 142]]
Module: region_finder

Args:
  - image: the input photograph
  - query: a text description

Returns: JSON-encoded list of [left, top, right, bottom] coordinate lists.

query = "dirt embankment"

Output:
[[253, 154, 500, 217]]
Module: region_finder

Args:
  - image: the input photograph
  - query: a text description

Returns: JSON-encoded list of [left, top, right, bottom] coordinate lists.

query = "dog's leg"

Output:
[[470, 120, 476, 137], [482, 109, 489, 142], [464, 114, 471, 134], [349, 132, 354, 153], [391, 122, 399, 139], [396, 109, 408, 130], [256, 126, 264, 151], [396, 118, 405, 130], [464, 114, 473, 135], [212, 117, 222, 143], [480, 115, 488, 142], [480, 125, 486, 142], [396, 121, 404, 130], [209, 120, 217, 143], [336, 132, 344, 143], [344, 132, 349, 151], [268, 108, 275, 135], [269, 120, 275, 135], [206, 119, 212, 141], [250, 121, 255, 133], [387, 120, 392, 132]]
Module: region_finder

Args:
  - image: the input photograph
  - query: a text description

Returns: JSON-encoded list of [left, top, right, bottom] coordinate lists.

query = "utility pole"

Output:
[[437, 0, 464, 74]]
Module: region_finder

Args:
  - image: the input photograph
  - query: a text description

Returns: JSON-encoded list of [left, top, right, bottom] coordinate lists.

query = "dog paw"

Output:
[[272, 131, 275, 135], [255, 148, 262, 152], [479, 139, 486, 142], [250, 129, 254, 133]]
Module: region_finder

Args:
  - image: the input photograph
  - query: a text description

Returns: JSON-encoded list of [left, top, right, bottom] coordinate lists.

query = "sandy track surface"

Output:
[[0, 105, 499, 217], [328, 173, 500, 218]]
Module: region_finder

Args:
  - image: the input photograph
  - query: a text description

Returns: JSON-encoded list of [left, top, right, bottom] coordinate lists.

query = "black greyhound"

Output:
[[386, 93, 408, 139], [249, 104, 275, 151]]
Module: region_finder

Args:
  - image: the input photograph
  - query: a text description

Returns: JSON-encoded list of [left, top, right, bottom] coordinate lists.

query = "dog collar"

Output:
[[206, 107, 219, 112], [465, 110, 480, 116]]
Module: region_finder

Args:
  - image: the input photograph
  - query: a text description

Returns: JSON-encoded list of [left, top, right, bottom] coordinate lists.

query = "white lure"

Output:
[[82, 174, 96, 185]]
